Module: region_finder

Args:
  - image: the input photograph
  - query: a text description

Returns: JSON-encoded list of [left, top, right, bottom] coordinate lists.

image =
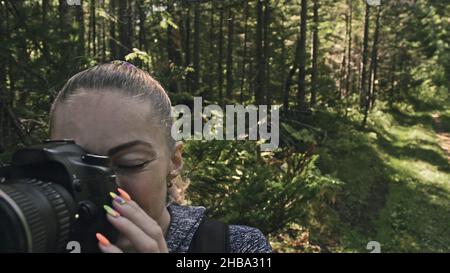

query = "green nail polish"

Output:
[[103, 205, 120, 217], [110, 192, 126, 205]]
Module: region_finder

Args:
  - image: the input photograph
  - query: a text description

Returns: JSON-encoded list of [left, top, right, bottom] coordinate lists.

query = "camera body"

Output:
[[0, 140, 118, 252]]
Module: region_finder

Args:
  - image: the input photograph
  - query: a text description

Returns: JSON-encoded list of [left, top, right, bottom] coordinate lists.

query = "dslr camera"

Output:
[[0, 140, 119, 252]]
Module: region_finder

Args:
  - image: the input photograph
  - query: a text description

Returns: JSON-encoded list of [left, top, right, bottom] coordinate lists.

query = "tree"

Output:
[[255, 0, 265, 105], [283, 37, 300, 111], [363, 4, 382, 126], [368, 5, 382, 109], [166, 0, 182, 93], [88, 0, 96, 57], [297, 0, 308, 110], [226, 5, 234, 99], [345, 0, 353, 97], [193, 2, 200, 93], [118, 0, 132, 59], [100, 0, 107, 61], [239, 0, 250, 103], [75, 0, 85, 59], [207, 2, 214, 99], [182, 2, 192, 93], [217, 4, 224, 105], [310, 0, 319, 107], [359, 3, 370, 110], [109, 0, 117, 59], [137, 0, 147, 52], [264, 0, 271, 106], [42, 0, 49, 56]]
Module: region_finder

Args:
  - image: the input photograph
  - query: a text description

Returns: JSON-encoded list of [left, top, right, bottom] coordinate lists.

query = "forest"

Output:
[[0, 0, 449, 252]]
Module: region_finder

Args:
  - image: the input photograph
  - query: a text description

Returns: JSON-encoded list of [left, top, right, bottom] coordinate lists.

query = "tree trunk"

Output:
[[359, 3, 370, 109], [183, 3, 191, 93], [166, 0, 182, 93], [264, 0, 271, 106], [240, 0, 249, 104], [310, 0, 319, 107], [127, 0, 133, 55], [58, 0, 72, 68], [369, 6, 382, 109], [100, 0, 106, 61], [297, 0, 307, 110], [42, 0, 49, 57], [362, 6, 381, 127], [5, 2, 14, 112], [75, 0, 85, 59], [138, 0, 147, 51], [59, 0, 71, 37], [17, 0, 30, 106], [362, 5, 380, 126], [89, 0, 96, 57], [0, 2, 5, 148], [339, 41, 346, 99], [109, 0, 117, 59], [345, 0, 352, 96], [226, 6, 234, 99], [217, 4, 224, 105], [283, 37, 300, 111], [280, 20, 286, 109], [193, 2, 200, 93], [207, 2, 214, 99], [255, 0, 264, 105], [118, 0, 132, 59], [389, 52, 397, 108]]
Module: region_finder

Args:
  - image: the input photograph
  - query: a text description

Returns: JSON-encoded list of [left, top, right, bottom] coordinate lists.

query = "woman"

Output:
[[49, 61, 272, 253]]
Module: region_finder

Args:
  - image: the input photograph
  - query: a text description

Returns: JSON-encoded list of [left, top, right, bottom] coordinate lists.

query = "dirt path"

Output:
[[432, 112, 450, 162]]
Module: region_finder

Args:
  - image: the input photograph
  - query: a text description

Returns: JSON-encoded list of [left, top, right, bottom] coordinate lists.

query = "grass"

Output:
[[372, 106, 450, 252], [302, 97, 450, 252]]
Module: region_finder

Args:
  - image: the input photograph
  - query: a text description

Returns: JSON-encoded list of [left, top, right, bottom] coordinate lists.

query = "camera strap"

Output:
[[187, 217, 230, 253]]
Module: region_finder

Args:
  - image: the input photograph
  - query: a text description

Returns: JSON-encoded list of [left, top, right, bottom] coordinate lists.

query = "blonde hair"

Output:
[[49, 60, 175, 149]]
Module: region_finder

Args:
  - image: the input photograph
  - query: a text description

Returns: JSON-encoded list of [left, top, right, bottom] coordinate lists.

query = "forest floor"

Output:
[[432, 112, 450, 162], [293, 98, 450, 252]]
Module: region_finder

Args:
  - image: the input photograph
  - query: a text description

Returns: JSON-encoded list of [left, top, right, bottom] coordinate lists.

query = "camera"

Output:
[[0, 140, 119, 252]]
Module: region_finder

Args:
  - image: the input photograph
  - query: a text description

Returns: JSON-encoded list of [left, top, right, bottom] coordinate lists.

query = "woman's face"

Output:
[[50, 90, 182, 223]]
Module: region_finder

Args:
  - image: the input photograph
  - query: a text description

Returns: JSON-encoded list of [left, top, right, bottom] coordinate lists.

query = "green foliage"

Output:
[[183, 140, 343, 234], [125, 48, 153, 67], [269, 223, 321, 253]]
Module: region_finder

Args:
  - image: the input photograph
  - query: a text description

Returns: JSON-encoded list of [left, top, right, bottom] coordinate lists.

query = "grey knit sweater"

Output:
[[165, 204, 272, 253]]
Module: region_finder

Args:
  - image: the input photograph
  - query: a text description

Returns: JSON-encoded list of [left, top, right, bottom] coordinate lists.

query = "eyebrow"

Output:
[[107, 140, 154, 157]]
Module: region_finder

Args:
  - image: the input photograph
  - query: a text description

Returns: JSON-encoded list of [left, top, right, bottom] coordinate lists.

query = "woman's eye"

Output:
[[114, 160, 150, 171]]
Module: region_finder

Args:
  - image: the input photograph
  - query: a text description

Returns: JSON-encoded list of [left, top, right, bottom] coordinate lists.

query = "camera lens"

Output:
[[0, 178, 76, 252]]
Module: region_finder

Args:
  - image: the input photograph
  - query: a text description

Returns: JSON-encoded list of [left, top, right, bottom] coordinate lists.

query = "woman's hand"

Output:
[[96, 189, 168, 253]]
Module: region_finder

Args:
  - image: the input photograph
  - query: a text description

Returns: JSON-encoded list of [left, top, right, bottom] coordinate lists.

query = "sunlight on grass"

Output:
[[324, 102, 450, 252], [370, 109, 450, 252]]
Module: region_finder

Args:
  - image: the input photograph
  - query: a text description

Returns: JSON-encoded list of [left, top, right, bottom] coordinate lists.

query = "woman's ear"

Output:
[[168, 141, 183, 179]]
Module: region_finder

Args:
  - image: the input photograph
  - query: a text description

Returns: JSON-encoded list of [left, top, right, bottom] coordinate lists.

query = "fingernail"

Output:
[[96, 233, 110, 246], [117, 188, 131, 201], [103, 205, 120, 218], [110, 192, 126, 205]]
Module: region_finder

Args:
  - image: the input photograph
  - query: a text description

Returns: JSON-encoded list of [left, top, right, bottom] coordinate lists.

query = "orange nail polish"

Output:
[[96, 233, 110, 246], [117, 188, 131, 201]]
